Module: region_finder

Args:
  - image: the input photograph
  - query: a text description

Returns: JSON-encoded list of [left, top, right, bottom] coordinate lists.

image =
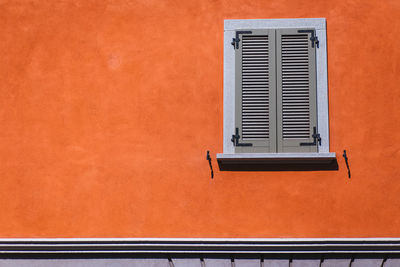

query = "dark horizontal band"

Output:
[[1, 238, 400, 255]]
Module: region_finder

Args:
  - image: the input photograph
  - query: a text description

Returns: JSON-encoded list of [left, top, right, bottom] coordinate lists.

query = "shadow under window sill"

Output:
[[216, 152, 337, 171]]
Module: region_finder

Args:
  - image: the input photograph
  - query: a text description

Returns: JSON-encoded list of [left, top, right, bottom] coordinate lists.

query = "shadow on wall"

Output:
[[218, 159, 339, 171]]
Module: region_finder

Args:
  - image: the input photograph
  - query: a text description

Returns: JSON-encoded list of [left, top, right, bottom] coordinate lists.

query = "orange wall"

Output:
[[0, 0, 400, 238]]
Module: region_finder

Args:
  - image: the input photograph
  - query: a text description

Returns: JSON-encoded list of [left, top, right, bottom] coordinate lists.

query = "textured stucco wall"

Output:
[[0, 0, 399, 237]]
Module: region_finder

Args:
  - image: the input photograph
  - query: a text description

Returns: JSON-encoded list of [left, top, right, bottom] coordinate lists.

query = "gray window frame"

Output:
[[218, 18, 335, 162]]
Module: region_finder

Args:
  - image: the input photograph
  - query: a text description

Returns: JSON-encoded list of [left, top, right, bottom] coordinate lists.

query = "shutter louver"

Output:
[[242, 35, 269, 140], [281, 34, 310, 139], [235, 29, 276, 153], [277, 29, 318, 153]]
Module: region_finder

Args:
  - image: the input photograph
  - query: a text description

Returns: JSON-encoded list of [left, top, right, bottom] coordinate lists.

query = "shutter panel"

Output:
[[276, 29, 318, 153], [235, 29, 276, 153]]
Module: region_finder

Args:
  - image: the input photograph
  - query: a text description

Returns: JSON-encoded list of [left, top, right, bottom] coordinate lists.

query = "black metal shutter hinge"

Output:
[[298, 29, 319, 48], [300, 127, 321, 146], [231, 128, 253, 147], [231, 31, 252, 49]]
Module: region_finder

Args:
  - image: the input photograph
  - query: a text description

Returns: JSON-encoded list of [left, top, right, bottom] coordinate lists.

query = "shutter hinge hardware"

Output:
[[231, 128, 253, 147], [343, 150, 351, 178], [231, 31, 252, 49], [300, 127, 321, 146], [206, 150, 214, 179], [298, 29, 319, 48]]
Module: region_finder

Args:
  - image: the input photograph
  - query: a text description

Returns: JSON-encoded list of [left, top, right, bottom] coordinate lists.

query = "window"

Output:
[[218, 18, 336, 165]]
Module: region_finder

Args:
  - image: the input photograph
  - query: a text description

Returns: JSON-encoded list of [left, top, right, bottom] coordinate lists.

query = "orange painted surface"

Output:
[[0, 0, 400, 238]]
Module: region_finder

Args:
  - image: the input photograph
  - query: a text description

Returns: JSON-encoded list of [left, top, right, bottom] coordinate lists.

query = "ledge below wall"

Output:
[[0, 238, 399, 255], [0, 238, 400, 266]]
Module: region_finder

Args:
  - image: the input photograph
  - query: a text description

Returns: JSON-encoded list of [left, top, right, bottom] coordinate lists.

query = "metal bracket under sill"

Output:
[[217, 153, 337, 171]]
